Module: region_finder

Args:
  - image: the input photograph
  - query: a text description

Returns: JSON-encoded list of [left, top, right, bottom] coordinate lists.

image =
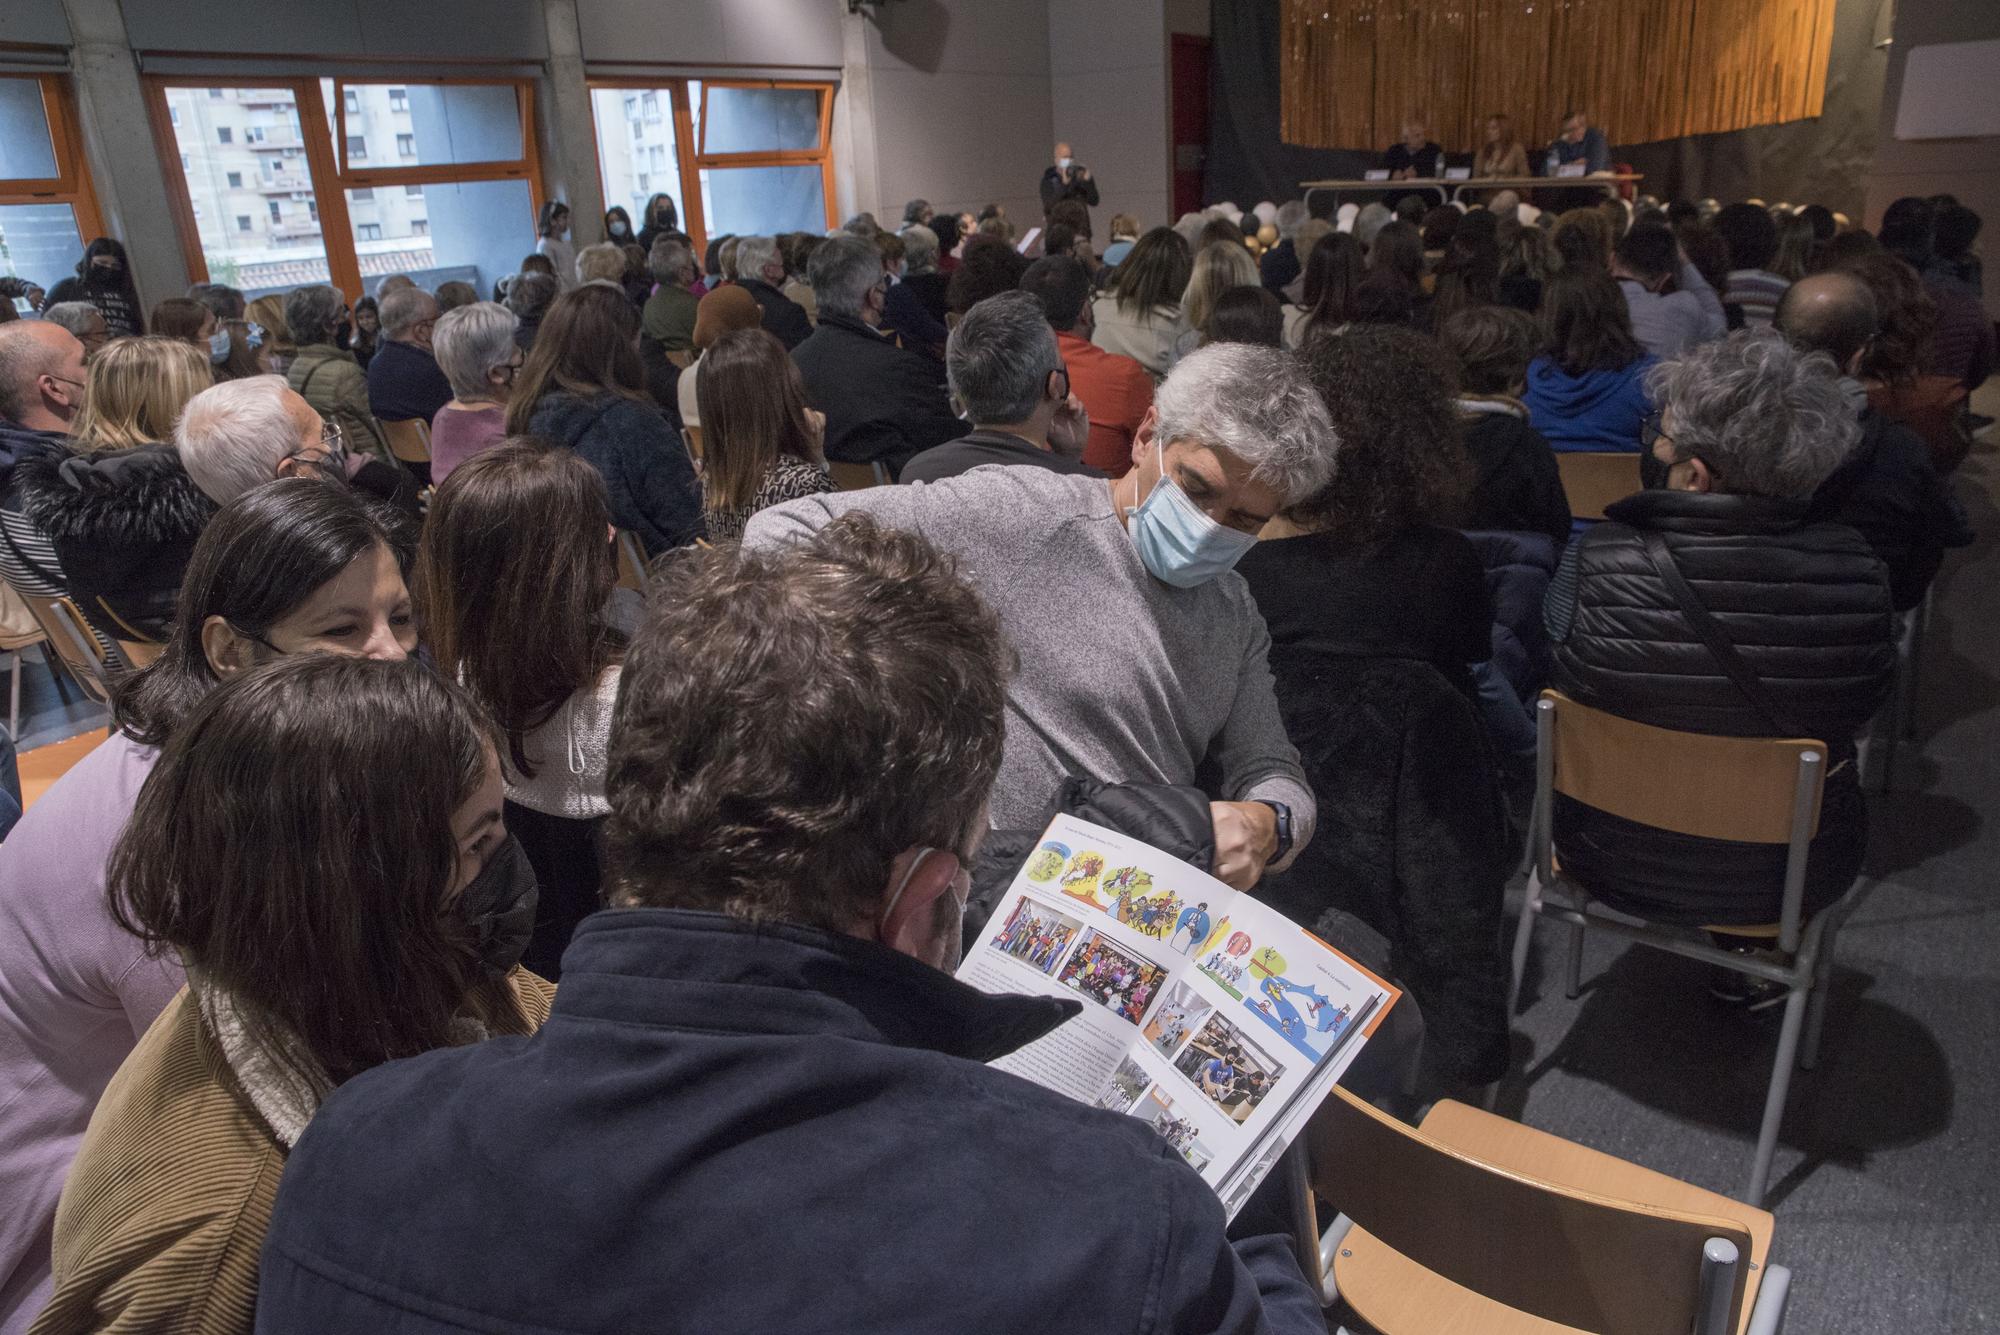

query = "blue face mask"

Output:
[[1128, 448, 1258, 588], [207, 327, 233, 364]]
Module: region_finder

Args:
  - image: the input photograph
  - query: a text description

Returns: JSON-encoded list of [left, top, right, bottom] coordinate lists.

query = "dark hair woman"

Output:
[[535, 199, 576, 290], [1429, 210, 1502, 328], [604, 204, 636, 246], [1523, 267, 1656, 452], [34, 655, 550, 1334], [1201, 285, 1284, 348], [946, 234, 1030, 317], [149, 296, 217, 350], [696, 329, 836, 542], [0, 478, 417, 1327], [1438, 304, 1572, 546], [419, 440, 627, 977], [348, 294, 381, 370], [41, 237, 144, 337], [1365, 220, 1429, 326], [1235, 324, 1511, 1090], [506, 283, 703, 553], [1090, 226, 1194, 379], [1833, 251, 1965, 468], [1288, 231, 1366, 348], [636, 193, 680, 254]]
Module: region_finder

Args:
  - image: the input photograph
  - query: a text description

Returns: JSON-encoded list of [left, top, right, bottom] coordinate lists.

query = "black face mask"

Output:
[[334, 319, 353, 349], [456, 833, 538, 976], [1639, 450, 1672, 490]]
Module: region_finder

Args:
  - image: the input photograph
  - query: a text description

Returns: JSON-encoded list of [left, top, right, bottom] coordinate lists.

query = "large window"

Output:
[[588, 79, 835, 255], [146, 76, 540, 302], [0, 75, 105, 298]]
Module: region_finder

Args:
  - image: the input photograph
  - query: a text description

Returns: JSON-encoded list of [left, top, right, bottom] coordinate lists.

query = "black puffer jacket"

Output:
[[1808, 410, 1971, 613], [16, 441, 215, 640], [1548, 488, 1896, 924]]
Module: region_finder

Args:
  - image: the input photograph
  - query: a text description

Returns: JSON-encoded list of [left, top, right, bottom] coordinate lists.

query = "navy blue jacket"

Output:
[[257, 909, 1324, 1334], [527, 390, 703, 554], [364, 336, 454, 425]]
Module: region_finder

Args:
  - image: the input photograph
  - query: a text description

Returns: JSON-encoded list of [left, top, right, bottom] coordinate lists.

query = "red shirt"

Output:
[[1057, 331, 1153, 477]]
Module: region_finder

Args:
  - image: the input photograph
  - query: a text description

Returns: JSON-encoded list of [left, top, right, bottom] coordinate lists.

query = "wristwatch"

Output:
[[1255, 800, 1294, 863]]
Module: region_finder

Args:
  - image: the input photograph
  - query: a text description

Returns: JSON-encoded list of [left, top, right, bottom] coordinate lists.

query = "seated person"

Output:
[[426, 301, 523, 484], [1545, 109, 1611, 174], [1020, 255, 1153, 477], [1713, 203, 1790, 331], [253, 517, 1327, 1333], [36, 656, 551, 1335], [176, 374, 421, 514], [0, 480, 417, 1331], [791, 235, 962, 479], [363, 286, 452, 425], [732, 235, 814, 351], [1437, 304, 1572, 548], [900, 292, 1097, 483], [640, 236, 700, 353], [694, 329, 836, 543], [1240, 326, 1514, 1089], [749, 344, 1326, 892], [1524, 268, 1657, 454], [1778, 272, 1971, 611], [1383, 118, 1444, 181], [418, 443, 626, 979], [1545, 332, 1895, 937], [1612, 221, 1725, 360]]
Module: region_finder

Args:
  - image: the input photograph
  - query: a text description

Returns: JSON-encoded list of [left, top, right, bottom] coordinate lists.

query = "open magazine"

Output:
[[958, 814, 1399, 1218]]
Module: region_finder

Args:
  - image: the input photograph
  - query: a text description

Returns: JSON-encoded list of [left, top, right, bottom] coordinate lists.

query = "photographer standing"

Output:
[[1041, 141, 1100, 214]]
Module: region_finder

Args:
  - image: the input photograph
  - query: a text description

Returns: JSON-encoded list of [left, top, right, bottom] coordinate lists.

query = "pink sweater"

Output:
[[0, 732, 181, 1332]]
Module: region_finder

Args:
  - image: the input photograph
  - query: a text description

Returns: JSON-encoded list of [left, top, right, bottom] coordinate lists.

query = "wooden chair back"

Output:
[[1542, 690, 1823, 844], [682, 424, 703, 465], [829, 460, 886, 491], [1309, 1086, 1754, 1335], [382, 416, 432, 466], [0, 585, 46, 654], [1555, 450, 1641, 521], [19, 593, 118, 707], [666, 349, 694, 370], [614, 530, 649, 592]]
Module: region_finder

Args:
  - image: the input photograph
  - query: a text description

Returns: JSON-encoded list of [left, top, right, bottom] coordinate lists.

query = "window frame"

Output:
[[142, 74, 543, 301], [585, 77, 838, 258], [0, 74, 107, 247]]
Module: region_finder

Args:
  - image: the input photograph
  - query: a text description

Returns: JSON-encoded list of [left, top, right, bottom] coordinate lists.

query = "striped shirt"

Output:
[[1722, 268, 1792, 331]]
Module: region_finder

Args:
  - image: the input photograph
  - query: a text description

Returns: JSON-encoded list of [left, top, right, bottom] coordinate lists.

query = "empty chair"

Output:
[[1553, 450, 1641, 522]]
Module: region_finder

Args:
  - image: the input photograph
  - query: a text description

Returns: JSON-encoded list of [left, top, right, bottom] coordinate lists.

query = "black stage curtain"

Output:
[[1208, 0, 1889, 219]]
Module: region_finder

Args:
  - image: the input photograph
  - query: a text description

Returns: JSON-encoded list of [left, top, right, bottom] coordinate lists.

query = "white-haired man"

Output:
[[178, 375, 418, 513], [749, 342, 1330, 890], [364, 285, 451, 425], [731, 235, 812, 350]]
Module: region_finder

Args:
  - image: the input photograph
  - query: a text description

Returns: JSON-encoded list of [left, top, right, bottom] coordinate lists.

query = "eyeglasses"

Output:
[[1640, 411, 1665, 451]]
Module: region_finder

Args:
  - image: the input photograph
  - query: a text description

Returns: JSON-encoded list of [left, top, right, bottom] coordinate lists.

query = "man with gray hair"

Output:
[[748, 341, 1330, 890], [177, 374, 422, 513], [39, 302, 109, 361], [642, 235, 699, 352], [1260, 199, 1312, 295], [365, 284, 452, 425], [1545, 329, 1895, 950], [732, 235, 812, 350], [790, 234, 961, 477], [902, 292, 1096, 483]]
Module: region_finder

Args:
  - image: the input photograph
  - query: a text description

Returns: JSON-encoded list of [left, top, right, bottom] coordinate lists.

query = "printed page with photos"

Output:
[[958, 814, 1397, 1215]]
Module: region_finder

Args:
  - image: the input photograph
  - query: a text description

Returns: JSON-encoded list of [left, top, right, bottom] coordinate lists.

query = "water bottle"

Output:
[[1436, 150, 1448, 179], [1546, 148, 1560, 177]]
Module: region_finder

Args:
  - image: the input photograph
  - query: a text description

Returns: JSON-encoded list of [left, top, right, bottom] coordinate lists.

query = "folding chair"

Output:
[[0, 585, 47, 737], [382, 416, 433, 467], [828, 460, 890, 491], [1290, 1085, 1791, 1333], [1509, 690, 1856, 1204], [1553, 451, 1642, 522], [19, 593, 123, 709], [1860, 595, 1926, 793], [614, 529, 650, 592]]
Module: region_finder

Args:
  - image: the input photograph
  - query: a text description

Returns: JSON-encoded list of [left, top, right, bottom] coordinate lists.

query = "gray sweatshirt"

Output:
[[1618, 260, 1727, 362], [743, 466, 1316, 866]]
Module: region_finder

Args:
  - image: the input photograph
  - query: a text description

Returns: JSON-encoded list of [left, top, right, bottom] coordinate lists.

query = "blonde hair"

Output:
[[575, 242, 626, 286], [244, 293, 295, 361], [71, 335, 213, 451], [1180, 241, 1260, 333], [1109, 213, 1141, 242]]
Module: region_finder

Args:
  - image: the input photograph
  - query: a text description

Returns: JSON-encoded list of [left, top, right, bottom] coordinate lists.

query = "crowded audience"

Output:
[[0, 143, 1988, 1334]]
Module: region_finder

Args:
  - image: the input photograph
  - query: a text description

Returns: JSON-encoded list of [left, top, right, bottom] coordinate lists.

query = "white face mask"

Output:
[[1058, 156, 1074, 172]]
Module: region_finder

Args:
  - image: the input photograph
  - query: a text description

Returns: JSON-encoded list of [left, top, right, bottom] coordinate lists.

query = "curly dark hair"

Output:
[[947, 234, 1029, 315], [1833, 252, 1936, 386], [1287, 325, 1471, 544]]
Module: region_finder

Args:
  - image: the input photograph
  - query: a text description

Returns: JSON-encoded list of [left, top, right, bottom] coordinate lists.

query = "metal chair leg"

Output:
[[1801, 907, 1847, 1072], [1747, 978, 1812, 1205], [1695, 1238, 1742, 1335], [6, 651, 18, 739], [1564, 919, 1585, 1000], [1508, 871, 1542, 1013]]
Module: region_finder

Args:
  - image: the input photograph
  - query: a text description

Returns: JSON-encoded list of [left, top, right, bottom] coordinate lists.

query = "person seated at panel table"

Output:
[[1544, 109, 1611, 175], [1382, 118, 1444, 181], [1473, 113, 1530, 179]]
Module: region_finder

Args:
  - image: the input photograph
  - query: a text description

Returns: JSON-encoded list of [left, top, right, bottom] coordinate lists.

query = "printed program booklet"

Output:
[[958, 814, 1399, 1218]]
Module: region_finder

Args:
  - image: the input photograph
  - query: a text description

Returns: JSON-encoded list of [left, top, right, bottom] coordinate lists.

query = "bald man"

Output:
[[365, 286, 452, 426], [1780, 272, 1971, 610], [1041, 141, 1099, 215], [0, 320, 87, 600]]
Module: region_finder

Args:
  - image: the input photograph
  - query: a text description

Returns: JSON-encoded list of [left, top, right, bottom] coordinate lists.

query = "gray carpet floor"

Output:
[[1502, 392, 2000, 1334]]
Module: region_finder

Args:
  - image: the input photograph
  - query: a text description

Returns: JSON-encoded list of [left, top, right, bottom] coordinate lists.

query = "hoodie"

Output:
[[1523, 353, 1657, 453], [16, 441, 214, 639]]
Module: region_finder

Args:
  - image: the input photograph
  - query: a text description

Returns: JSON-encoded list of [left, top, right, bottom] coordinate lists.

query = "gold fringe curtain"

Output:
[[1280, 0, 1838, 152]]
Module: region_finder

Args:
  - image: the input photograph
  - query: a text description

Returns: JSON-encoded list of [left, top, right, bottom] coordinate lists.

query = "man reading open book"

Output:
[[253, 516, 1325, 1333]]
